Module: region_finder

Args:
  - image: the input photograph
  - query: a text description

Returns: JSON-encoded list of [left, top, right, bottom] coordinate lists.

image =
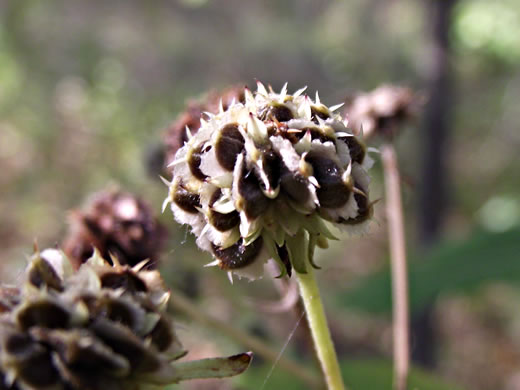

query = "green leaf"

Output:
[[338, 226, 520, 315], [236, 359, 463, 390], [234, 364, 306, 390], [341, 359, 465, 390]]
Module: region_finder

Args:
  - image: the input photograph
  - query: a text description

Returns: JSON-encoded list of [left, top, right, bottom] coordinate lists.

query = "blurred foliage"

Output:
[[338, 226, 520, 315], [237, 359, 463, 390], [454, 0, 520, 65]]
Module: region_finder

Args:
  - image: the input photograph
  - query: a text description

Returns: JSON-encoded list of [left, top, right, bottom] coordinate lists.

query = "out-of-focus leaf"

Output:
[[341, 359, 465, 390], [234, 363, 306, 390], [235, 359, 463, 390], [337, 226, 520, 315]]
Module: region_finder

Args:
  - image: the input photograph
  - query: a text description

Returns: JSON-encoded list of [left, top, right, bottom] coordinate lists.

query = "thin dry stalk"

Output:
[[169, 287, 323, 388], [382, 143, 410, 390]]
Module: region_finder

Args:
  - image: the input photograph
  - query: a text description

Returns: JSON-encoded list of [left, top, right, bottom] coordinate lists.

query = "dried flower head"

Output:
[[63, 189, 167, 269], [163, 85, 246, 168], [164, 82, 374, 280], [0, 248, 251, 389], [344, 85, 416, 140]]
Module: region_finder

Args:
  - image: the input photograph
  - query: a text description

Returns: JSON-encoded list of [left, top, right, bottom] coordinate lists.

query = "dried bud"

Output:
[[63, 189, 167, 269], [344, 85, 416, 140], [0, 249, 251, 389], [164, 82, 374, 280], [163, 85, 246, 168]]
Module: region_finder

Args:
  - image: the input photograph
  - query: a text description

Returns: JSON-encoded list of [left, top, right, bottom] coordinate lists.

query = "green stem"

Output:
[[296, 267, 347, 390]]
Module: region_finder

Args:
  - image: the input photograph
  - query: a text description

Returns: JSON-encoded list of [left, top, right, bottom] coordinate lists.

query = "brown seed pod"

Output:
[[344, 85, 417, 140], [62, 189, 167, 269]]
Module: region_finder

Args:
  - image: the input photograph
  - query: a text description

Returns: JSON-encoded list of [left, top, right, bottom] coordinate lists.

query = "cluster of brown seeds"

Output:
[[0, 249, 250, 389], [63, 189, 167, 269]]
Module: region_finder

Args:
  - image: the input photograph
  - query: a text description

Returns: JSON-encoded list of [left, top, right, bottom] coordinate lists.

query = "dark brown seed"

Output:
[[67, 342, 127, 372], [215, 124, 245, 171], [27, 259, 63, 292], [188, 144, 207, 180], [4, 332, 58, 385], [17, 301, 70, 330], [173, 185, 201, 214], [280, 165, 310, 205], [52, 355, 125, 390], [98, 299, 140, 331], [90, 318, 160, 373], [306, 153, 351, 208], [279, 127, 334, 145], [270, 105, 293, 122], [354, 188, 369, 216], [261, 150, 281, 191], [339, 136, 365, 164], [339, 186, 370, 225], [238, 168, 270, 219], [212, 237, 263, 270], [209, 210, 240, 232], [259, 104, 293, 122], [209, 190, 240, 232], [33, 329, 129, 374], [209, 211, 240, 232], [306, 127, 335, 143], [148, 315, 174, 352], [4, 332, 33, 356], [311, 106, 330, 123], [17, 349, 59, 386], [100, 271, 148, 293]]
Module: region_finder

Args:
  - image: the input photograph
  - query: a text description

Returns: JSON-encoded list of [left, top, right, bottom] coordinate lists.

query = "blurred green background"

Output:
[[1, 0, 520, 389]]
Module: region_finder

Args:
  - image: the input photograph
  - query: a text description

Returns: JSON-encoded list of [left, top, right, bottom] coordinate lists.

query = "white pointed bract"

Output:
[[165, 83, 374, 279]]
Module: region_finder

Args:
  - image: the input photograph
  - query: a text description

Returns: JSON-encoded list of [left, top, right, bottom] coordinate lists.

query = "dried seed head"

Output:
[[0, 248, 251, 389], [63, 189, 167, 269], [164, 83, 375, 279], [344, 85, 417, 140]]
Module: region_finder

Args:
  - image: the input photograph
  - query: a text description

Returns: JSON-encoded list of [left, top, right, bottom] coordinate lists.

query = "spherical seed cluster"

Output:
[[0, 249, 183, 390], [164, 82, 374, 279], [63, 189, 167, 269]]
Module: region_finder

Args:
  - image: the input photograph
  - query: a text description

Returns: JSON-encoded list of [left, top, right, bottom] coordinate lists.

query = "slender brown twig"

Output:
[[382, 143, 410, 390], [168, 287, 323, 388]]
